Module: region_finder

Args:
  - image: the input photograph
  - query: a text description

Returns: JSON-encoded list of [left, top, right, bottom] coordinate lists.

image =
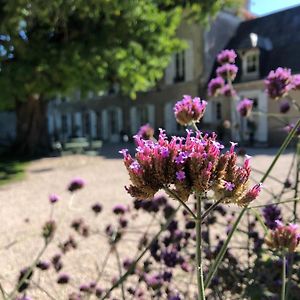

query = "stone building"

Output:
[[47, 10, 241, 144], [207, 5, 300, 146]]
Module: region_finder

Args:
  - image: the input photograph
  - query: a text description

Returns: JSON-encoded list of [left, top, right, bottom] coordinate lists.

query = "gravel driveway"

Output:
[[0, 143, 297, 299]]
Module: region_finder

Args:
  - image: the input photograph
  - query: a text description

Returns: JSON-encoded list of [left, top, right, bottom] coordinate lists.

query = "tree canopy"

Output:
[[0, 0, 241, 105]]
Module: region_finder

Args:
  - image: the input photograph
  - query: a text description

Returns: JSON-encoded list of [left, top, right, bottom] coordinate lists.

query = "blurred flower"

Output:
[[265, 221, 300, 252], [279, 100, 290, 113], [284, 178, 292, 189], [237, 98, 253, 117], [49, 193, 60, 204], [208, 77, 224, 97], [265, 67, 292, 99], [36, 260, 50, 271], [216, 64, 238, 80], [173, 95, 207, 125], [57, 273, 70, 284], [217, 49, 237, 65], [136, 123, 155, 140], [17, 267, 33, 292], [292, 74, 300, 90], [113, 204, 127, 215], [91, 202, 103, 214], [221, 84, 237, 98], [283, 123, 300, 136], [68, 177, 85, 192], [262, 204, 282, 229], [16, 297, 33, 300]]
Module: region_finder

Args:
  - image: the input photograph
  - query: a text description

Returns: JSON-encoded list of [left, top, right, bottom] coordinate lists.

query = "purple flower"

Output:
[[16, 297, 33, 300], [265, 67, 292, 99], [216, 64, 238, 80], [174, 95, 207, 125], [265, 221, 300, 252], [262, 204, 282, 229], [36, 260, 50, 271], [176, 171, 186, 181], [144, 273, 163, 289], [283, 123, 300, 136], [221, 84, 237, 98], [57, 273, 70, 284], [237, 98, 253, 117], [91, 202, 103, 214], [279, 100, 290, 113], [136, 123, 154, 140], [217, 49, 237, 65], [112, 204, 127, 215], [208, 77, 224, 97], [292, 74, 300, 90], [68, 177, 85, 192], [49, 193, 60, 204], [224, 181, 235, 191]]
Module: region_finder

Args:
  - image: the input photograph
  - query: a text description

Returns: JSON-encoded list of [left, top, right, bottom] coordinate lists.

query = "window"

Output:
[[61, 114, 68, 134], [216, 103, 222, 120], [174, 51, 185, 83], [96, 112, 102, 138], [83, 112, 91, 137], [243, 50, 259, 77], [137, 106, 149, 125], [108, 110, 118, 135]]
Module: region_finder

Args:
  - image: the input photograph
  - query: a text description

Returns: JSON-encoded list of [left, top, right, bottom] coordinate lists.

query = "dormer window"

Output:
[[242, 49, 259, 80]]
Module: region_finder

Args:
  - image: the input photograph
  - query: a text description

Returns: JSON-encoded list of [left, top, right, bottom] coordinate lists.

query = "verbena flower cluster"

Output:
[[173, 95, 207, 125], [237, 98, 253, 117], [265, 221, 300, 253], [120, 129, 261, 206], [208, 49, 238, 98], [265, 67, 293, 99], [137, 123, 155, 140]]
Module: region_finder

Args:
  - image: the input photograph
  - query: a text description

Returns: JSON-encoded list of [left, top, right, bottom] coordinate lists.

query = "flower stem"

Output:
[[204, 117, 300, 289], [101, 204, 181, 300], [281, 255, 287, 300], [164, 187, 197, 219], [115, 248, 126, 300], [196, 193, 205, 300]]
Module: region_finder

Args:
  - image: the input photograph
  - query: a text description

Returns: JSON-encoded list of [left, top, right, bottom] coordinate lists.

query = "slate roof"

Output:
[[212, 5, 300, 82]]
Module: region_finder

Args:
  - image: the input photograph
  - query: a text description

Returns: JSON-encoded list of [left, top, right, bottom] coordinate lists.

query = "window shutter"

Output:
[[130, 107, 137, 134], [185, 40, 194, 82], [165, 54, 176, 85], [101, 109, 108, 140]]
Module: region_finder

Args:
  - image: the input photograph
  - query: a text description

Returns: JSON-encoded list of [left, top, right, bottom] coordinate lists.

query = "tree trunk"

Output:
[[13, 95, 50, 157]]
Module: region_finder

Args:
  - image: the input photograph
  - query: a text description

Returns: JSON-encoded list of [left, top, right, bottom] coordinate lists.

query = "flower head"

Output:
[[121, 129, 258, 206], [49, 193, 60, 204], [216, 64, 238, 80], [57, 273, 70, 284], [262, 204, 282, 229], [208, 77, 224, 97], [265, 67, 292, 99], [112, 204, 127, 215], [292, 74, 300, 90], [68, 177, 85, 192], [221, 84, 237, 98], [174, 95, 207, 125], [279, 100, 290, 113], [265, 221, 300, 252], [136, 123, 155, 140], [42, 220, 56, 241], [217, 49, 237, 65], [91, 202, 103, 214], [237, 98, 253, 117]]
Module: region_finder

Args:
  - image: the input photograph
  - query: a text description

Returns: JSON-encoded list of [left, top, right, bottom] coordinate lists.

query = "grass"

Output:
[[0, 159, 28, 186]]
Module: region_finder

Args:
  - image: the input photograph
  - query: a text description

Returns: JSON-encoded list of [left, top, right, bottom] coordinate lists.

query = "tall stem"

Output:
[[196, 193, 205, 300], [205, 117, 300, 289], [281, 255, 287, 300]]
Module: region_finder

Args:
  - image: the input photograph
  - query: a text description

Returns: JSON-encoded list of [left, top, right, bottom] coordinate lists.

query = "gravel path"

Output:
[[0, 144, 297, 299]]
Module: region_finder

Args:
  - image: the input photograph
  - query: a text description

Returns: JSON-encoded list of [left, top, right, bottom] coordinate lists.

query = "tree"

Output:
[[0, 0, 241, 156]]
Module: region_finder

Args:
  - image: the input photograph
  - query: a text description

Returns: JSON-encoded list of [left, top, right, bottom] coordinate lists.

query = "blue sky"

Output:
[[250, 0, 300, 15]]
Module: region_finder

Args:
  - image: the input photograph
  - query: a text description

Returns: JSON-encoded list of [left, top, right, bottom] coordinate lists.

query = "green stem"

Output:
[[201, 198, 224, 223], [101, 204, 181, 300], [115, 248, 126, 300], [196, 193, 205, 300], [165, 187, 197, 219], [204, 117, 300, 289], [281, 255, 286, 300]]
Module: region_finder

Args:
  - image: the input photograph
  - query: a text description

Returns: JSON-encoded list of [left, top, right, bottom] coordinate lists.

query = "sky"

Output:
[[250, 0, 300, 16]]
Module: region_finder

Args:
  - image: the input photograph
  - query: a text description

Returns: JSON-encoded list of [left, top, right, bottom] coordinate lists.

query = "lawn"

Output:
[[0, 159, 28, 186]]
